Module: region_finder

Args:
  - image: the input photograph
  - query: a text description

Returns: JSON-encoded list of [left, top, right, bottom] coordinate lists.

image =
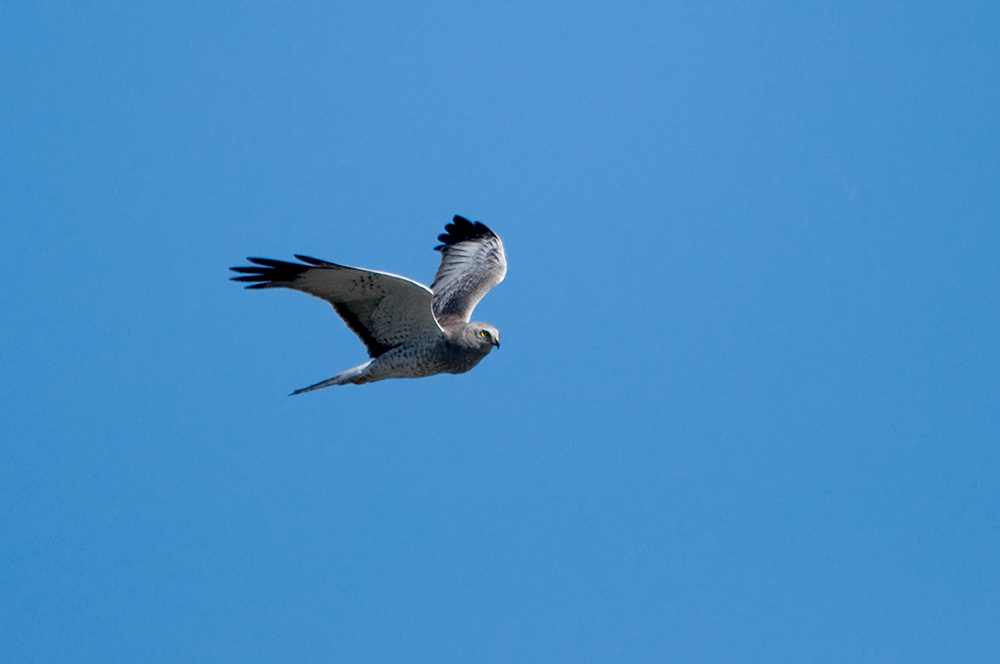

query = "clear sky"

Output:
[[3, 1, 998, 662]]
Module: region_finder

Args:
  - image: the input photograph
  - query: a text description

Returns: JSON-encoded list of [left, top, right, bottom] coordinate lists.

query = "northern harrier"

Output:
[[230, 215, 506, 393]]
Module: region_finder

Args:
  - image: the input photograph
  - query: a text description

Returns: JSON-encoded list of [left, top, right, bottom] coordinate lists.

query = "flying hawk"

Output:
[[230, 215, 507, 394]]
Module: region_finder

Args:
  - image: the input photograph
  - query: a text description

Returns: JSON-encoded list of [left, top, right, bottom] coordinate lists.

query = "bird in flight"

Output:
[[230, 215, 507, 394]]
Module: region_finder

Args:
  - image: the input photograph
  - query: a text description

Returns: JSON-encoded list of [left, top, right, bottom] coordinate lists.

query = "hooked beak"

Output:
[[493, 336, 501, 349]]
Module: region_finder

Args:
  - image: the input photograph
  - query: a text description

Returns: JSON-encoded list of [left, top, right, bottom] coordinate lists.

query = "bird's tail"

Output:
[[289, 361, 371, 395]]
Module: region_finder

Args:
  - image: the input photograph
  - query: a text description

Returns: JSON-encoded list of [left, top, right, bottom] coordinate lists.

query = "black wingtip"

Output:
[[435, 215, 494, 251], [228, 256, 314, 288]]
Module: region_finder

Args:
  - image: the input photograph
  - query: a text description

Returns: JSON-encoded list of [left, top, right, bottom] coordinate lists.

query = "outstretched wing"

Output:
[[431, 215, 507, 327], [231, 255, 442, 357]]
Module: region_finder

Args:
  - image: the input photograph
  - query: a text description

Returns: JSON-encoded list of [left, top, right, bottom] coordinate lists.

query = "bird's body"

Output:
[[230, 215, 506, 393]]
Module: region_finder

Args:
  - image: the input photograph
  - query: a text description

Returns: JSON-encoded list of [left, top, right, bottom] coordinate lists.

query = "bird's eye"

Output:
[[480, 330, 490, 338]]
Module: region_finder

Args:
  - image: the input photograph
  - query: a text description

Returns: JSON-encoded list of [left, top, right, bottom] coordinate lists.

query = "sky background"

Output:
[[3, 1, 999, 662]]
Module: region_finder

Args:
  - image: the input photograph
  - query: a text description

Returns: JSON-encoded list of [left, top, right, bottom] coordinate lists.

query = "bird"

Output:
[[230, 215, 507, 394]]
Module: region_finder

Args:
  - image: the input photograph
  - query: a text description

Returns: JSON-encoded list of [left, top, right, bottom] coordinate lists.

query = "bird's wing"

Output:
[[430, 215, 507, 327], [231, 255, 442, 357]]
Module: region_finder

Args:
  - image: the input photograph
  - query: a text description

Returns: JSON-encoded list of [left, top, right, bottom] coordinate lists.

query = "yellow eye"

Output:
[[480, 330, 490, 338]]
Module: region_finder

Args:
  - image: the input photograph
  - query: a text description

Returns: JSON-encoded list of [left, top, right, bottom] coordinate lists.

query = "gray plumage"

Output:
[[230, 215, 506, 393]]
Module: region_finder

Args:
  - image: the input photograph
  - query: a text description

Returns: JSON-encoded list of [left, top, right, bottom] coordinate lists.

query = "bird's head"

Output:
[[470, 323, 501, 351]]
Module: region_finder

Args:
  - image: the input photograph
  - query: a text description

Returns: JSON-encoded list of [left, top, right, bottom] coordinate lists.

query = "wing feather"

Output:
[[431, 215, 507, 327], [230, 256, 441, 357]]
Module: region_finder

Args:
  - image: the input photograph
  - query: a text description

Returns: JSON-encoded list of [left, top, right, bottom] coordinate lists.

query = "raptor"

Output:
[[230, 215, 507, 394]]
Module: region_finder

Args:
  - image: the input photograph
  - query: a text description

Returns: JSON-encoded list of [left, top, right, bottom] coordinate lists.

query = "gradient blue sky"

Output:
[[3, 1, 999, 662]]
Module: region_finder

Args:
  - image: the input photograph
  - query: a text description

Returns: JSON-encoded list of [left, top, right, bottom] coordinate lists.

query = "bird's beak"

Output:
[[493, 337, 501, 349]]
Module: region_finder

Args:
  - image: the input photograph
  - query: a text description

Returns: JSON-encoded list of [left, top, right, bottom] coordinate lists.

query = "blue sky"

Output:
[[3, 1, 999, 662]]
